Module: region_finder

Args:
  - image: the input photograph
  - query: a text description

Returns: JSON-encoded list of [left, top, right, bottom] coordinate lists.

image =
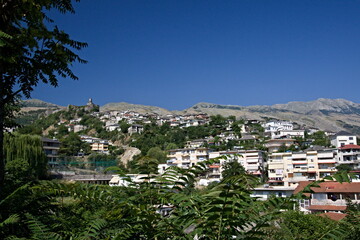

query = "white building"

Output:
[[331, 131, 357, 148], [336, 144, 360, 170], [209, 150, 265, 177], [272, 130, 305, 139], [263, 121, 293, 134]]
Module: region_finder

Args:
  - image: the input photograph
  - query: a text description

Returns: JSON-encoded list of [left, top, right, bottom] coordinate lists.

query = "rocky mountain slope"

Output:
[[184, 98, 360, 134], [100, 102, 172, 115]]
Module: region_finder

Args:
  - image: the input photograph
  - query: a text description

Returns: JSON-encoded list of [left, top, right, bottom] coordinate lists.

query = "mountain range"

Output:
[[22, 98, 360, 135]]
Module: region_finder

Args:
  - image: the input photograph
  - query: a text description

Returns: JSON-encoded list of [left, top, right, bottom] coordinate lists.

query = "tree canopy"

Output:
[[0, 0, 87, 186]]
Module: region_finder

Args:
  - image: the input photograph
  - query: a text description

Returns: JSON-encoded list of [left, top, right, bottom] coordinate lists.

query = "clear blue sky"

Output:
[[32, 0, 360, 110]]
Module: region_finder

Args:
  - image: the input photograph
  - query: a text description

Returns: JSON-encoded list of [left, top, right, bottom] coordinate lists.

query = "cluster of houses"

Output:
[[40, 102, 360, 219], [95, 109, 210, 133], [109, 129, 360, 219]]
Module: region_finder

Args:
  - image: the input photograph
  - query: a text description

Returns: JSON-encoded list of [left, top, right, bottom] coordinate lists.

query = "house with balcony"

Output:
[[268, 149, 337, 187], [294, 181, 360, 214], [90, 141, 109, 153], [272, 129, 305, 139], [263, 120, 293, 137], [128, 124, 144, 135], [331, 131, 357, 148]]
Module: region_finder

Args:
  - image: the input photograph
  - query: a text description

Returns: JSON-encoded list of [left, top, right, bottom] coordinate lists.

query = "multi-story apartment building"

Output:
[[42, 137, 61, 166], [166, 147, 209, 169], [209, 150, 265, 177], [159, 148, 265, 183], [268, 150, 337, 187], [336, 144, 360, 170]]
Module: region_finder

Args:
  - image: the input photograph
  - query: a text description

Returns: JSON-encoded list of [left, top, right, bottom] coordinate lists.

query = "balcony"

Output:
[[246, 158, 259, 163], [311, 199, 360, 206], [293, 167, 308, 172], [318, 168, 336, 172], [268, 177, 284, 182], [288, 176, 310, 182], [318, 159, 336, 163], [292, 161, 308, 165]]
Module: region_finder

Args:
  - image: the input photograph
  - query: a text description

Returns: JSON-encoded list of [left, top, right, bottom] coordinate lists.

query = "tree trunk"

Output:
[[0, 100, 5, 194]]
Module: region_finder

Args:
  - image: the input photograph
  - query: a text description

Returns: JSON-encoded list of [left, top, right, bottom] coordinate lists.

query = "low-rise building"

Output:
[[294, 181, 360, 213], [90, 141, 109, 153], [272, 130, 305, 139], [251, 186, 295, 200], [263, 121, 293, 134], [128, 124, 144, 135]]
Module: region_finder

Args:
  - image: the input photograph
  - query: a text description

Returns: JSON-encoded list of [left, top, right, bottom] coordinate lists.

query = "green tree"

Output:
[[221, 156, 246, 180], [0, 0, 87, 187], [311, 131, 330, 147], [59, 132, 88, 156], [146, 147, 167, 164], [336, 164, 352, 173]]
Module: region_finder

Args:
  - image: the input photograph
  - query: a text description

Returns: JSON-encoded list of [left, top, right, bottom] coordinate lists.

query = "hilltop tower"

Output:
[[85, 98, 99, 112]]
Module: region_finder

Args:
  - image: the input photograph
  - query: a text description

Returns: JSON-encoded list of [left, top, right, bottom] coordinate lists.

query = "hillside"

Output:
[[100, 102, 172, 115], [16, 99, 64, 125], [184, 98, 360, 134], [17, 98, 360, 134]]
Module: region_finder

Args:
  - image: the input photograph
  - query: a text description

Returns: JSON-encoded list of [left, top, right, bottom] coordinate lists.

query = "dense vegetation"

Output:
[[0, 155, 359, 239]]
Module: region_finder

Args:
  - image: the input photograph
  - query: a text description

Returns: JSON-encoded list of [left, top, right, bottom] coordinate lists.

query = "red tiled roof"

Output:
[[319, 212, 347, 221], [294, 181, 360, 194], [339, 144, 360, 150], [308, 205, 347, 211], [209, 165, 220, 168]]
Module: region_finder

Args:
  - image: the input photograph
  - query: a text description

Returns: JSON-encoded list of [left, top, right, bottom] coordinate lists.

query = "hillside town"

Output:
[[19, 99, 358, 219], [4, 1, 360, 239]]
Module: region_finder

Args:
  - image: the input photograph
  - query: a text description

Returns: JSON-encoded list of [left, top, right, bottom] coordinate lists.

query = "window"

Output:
[[349, 137, 354, 140]]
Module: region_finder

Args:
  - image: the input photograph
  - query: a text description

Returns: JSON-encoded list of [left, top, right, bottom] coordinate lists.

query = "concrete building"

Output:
[[90, 141, 109, 153], [272, 130, 305, 139], [264, 139, 296, 153], [263, 121, 293, 133], [331, 131, 357, 148], [128, 124, 144, 135], [336, 144, 360, 170], [251, 186, 295, 200], [268, 149, 337, 187], [166, 147, 209, 169], [42, 137, 60, 166], [209, 150, 265, 177], [294, 181, 360, 214]]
